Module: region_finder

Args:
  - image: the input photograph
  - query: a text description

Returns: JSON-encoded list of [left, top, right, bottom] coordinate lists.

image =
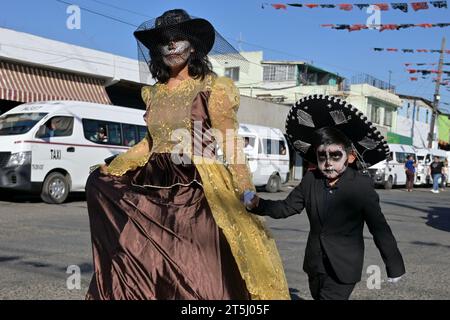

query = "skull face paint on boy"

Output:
[[316, 144, 349, 180]]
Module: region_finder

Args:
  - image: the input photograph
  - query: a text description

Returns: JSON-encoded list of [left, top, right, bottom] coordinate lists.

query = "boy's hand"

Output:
[[243, 190, 260, 210]]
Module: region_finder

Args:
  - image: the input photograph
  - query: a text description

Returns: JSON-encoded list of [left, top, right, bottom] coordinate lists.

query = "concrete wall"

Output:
[[237, 95, 291, 132], [211, 51, 264, 87], [396, 115, 434, 148], [395, 99, 437, 148], [239, 85, 342, 105], [349, 84, 402, 107], [345, 84, 402, 135]]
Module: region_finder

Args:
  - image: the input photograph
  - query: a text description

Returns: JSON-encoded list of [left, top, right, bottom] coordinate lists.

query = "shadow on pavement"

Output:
[[0, 191, 86, 204], [289, 287, 305, 300], [382, 200, 450, 233], [424, 207, 450, 233]]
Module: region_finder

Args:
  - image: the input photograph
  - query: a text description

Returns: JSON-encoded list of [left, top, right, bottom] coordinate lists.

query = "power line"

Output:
[[55, 0, 138, 27], [85, 0, 152, 19]]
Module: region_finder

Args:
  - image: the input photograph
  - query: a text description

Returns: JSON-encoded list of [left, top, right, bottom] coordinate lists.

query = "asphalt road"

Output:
[[0, 184, 449, 300]]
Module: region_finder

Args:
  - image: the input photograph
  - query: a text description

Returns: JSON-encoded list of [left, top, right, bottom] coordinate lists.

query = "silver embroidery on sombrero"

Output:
[[293, 140, 311, 153], [358, 136, 379, 150], [329, 110, 348, 125], [296, 109, 315, 128]]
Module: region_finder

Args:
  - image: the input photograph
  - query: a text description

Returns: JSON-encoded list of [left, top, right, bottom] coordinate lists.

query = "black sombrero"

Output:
[[133, 9, 215, 55], [285, 94, 390, 166]]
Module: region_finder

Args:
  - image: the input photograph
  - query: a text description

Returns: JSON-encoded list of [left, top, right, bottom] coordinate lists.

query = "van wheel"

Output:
[[41, 172, 70, 204], [266, 175, 281, 193], [384, 176, 393, 190]]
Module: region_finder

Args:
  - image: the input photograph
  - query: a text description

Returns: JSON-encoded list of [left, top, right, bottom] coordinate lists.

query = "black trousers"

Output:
[[308, 256, 356, 300], [308, 273, 356, 300]]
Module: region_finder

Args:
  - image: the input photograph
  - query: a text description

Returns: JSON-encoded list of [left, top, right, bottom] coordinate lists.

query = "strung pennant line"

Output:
[[405, 69, 450, 73], [432, 80, 450, 84], [408, 77, 450, 88], [263, 1, 448, 12], [322, 23, 450, 31], [405, 69, 449, 73], [404, 62, 450, 66], [374, 48, 450, 54]]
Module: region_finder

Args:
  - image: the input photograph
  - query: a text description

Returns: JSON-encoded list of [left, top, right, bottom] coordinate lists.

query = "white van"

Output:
[[0, 101, 146, 204], [238, 123, 290, 192], [368, 144, 417, 189], [415, 148, 448, 185]]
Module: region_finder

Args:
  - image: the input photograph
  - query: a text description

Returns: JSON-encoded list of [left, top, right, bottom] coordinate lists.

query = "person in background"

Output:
[[280, 141, 287, 155], [43, 118, 58, 138], [404, 155, 416, 192], [243, 136, 254, 153], [441, 159, 448, 191], [90, 127, 108, 143], [429, 156, 444, 194]]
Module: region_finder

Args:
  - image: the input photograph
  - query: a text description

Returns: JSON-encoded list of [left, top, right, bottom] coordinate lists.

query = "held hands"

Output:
[[242, 190, 260, 210], [89, 164, 109, 175], [99, 164, 109, 175]]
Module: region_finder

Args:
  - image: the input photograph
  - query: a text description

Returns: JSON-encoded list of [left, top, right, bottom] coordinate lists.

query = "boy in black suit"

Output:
[[245, 126, 405, 300]]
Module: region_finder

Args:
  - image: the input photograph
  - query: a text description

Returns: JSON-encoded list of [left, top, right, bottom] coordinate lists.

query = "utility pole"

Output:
[[237, 32, 243, 52], [411, 99, 417, 143], [388, 70, 392, 92], [428, 37, 446, 149]]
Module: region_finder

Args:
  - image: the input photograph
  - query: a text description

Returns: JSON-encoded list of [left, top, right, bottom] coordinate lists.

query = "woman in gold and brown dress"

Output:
[[85, 9, 290, 300]]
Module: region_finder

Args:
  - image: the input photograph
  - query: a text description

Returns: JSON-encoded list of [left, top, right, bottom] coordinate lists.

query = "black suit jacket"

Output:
[[249, 168, 405, 284]]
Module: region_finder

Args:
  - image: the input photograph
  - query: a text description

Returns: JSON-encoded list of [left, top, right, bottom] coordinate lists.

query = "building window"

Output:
[[406, 103, 410, 119], [263, 64, 296, 82], [425, 109, 429, 124], [416, 107, 420, 122], [224, 67, 240, 82], [384, 109, 393, 127], [371, 106, 381, 124]]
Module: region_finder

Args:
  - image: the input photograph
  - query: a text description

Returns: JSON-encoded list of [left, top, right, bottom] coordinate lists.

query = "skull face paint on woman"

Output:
[[159, 39, 193, 69], [316, 144, 349, 180]]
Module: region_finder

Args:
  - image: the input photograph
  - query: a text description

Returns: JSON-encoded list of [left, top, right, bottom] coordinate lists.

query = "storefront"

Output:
[[0, 60, 111, 114]]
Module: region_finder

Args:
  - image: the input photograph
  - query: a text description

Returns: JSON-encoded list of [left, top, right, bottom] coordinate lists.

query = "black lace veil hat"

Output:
[[134, 9, 249, 83]]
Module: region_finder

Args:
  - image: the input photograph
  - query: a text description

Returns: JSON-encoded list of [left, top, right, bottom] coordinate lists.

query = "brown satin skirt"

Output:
[[85, 153, 249, 300]]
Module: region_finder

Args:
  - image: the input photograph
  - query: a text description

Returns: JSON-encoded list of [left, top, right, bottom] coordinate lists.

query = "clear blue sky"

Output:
[[1, 0, 449, 111]]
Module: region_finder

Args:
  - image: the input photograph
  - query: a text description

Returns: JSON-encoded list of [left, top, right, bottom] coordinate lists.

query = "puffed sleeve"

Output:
[[208, 77, 256, 195], [105, 86, 154, 176]]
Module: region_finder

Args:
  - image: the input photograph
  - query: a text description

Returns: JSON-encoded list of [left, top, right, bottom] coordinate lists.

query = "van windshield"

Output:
[[0, 113, 48, 136]]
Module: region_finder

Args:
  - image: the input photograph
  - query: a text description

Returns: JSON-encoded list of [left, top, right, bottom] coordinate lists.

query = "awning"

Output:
[[0, 61, 111, 104]]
